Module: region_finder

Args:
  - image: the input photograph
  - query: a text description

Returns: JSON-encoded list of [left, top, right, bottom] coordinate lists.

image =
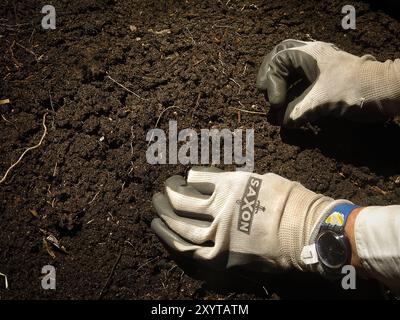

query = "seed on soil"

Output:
[[29, 209, 39, 218], [0, 98, 10, 105], [45, 234, 68, 254]]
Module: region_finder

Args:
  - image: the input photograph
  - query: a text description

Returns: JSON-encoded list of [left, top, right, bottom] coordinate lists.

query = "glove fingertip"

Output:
[[151, 218, 163, 234], [152, 192, 164, 203], [151, 218, 174, 243]]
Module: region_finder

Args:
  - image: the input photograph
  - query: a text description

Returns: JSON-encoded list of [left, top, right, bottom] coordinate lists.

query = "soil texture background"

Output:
[[0, 0, 399, 299]]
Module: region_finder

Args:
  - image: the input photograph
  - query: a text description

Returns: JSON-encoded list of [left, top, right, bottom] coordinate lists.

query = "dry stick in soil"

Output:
[[9, 40, 22, 69], [15, 42, 42, 62], [0, 113, 48, 185], [99, 248, 123, 299], [229, 106, 267, 115], [106, 74, 148, 101], [147, 105, 185, 147], [49, 91, 55, 129], [1, 115, 17, 129]]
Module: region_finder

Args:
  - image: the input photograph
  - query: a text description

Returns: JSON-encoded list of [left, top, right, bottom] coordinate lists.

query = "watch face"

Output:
[[316, 230, 348, 269]]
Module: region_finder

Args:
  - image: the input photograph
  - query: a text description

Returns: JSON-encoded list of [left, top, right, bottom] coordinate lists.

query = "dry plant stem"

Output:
[[99, 248, 123, 299], [229, 107, 267, 115], [9, 40, 22, 68], [0, 272, 9, 289], [0, 113, 48, 184], [49, 91, 55, 129], [53, 162, 57, 177], [193, 58, 205, 66], [88, 191, 101, 204], [229, 77, 241, 92], [185, 27, 196, 45], [130, 125, 134, 156], [106, 74, 148, 101], [15, 42, 38, 61], [1, 115, 17, 129], [147, 105, 184, 146]]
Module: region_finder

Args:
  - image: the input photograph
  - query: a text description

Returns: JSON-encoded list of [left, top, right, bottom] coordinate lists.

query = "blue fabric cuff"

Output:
[[322, 203, 360, 229]]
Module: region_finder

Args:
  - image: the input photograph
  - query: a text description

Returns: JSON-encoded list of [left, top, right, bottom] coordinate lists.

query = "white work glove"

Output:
[[256, 39, 400, 127], [151, 167, 349, 272]]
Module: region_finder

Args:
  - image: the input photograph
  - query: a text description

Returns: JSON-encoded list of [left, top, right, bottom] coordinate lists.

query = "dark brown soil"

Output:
[[0, 0, 399, 299]]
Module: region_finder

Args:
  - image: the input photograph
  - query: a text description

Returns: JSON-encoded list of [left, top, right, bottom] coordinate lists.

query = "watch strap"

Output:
[[322, 203, 360, 232]]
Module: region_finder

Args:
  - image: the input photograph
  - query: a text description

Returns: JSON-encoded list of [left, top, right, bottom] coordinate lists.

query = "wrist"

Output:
[[304, 202, 359, 277], [345, 206, 370, 278]]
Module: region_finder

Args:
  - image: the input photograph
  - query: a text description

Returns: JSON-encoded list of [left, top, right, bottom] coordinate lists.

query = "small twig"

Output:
[[194, 92, 201, 110], [53, 162, 57, 177], [229, 107, 267, 115], [211, 24, 236, 29], [0, 23, 29, 27], [29, 28, 35, 44], [15, 42, 40, 61], [147, 105, 184, 146], [9, 40, 22, 69], [229, 77, 241, 93], [185, 27, 196, 46], [193, 57, 205, 67], [88, 190, 101, 204], [99, 248, 123, 299], [370, 185, 388, 196], [218, 52, 224, 67], [263, 286, 270, 297], [128, 161, 134, 174], [124, 240, 134, 248], [43, 237, 56, 259], [0, 272, 9, 289], [49, 91, 55, 129], [191, 92, 202, 123], [0, 113, 48, 185], [1, 115, 17, 129], [130, 125, 134, 156], [167, 264, 177, 275], [135, 256, 160, 272], [242, 63, 247, 75], [106, 74, 148, 101]]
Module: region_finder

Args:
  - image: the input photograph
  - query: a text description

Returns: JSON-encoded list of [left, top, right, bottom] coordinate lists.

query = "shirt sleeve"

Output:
[[355, 205, 400, 290]]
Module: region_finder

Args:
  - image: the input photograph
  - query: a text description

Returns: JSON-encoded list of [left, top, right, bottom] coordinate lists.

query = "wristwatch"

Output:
[[315, 203, 359, 278]]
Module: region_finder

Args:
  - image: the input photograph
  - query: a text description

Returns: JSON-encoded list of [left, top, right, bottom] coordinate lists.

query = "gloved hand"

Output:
[[151, 167, 350, 273], [256, 39, 400, 127]]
